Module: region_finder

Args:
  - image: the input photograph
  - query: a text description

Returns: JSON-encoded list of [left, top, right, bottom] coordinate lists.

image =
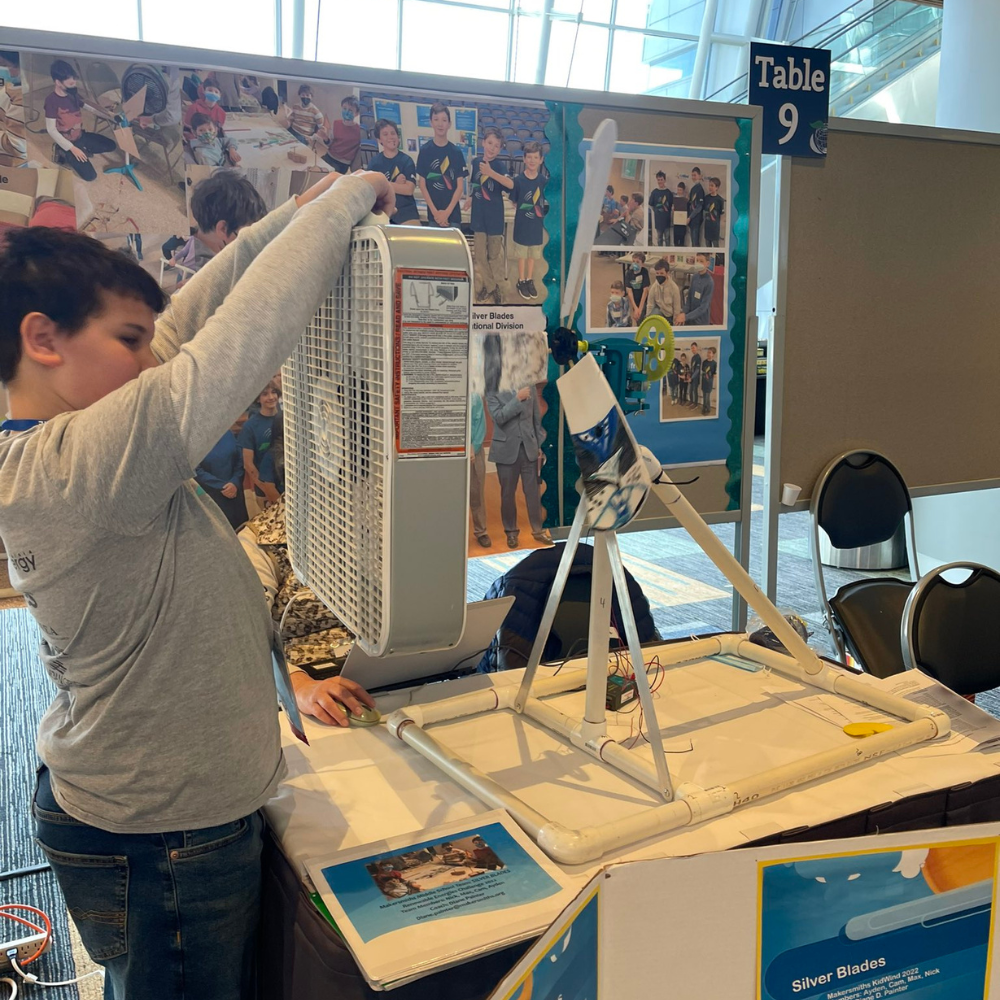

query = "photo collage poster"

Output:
[[0, 42, 753, 551], [576, 124, 747, 511]]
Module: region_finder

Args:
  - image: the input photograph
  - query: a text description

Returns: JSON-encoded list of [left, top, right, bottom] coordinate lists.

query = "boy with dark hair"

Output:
[[700, 345, 718, 415], [703, 176, 725, 248], [0, 168, 392, 999], [174, 171, 268, 273], [625, 191, 645, 237], [183, 76, 226, 130], [683, 252, 715, 326], [417, 102, 466, 227], [368, 118, 420, 225], [673, 181, 688, 246], [649, 170, 673, 246], [190, 112, 241, 167], [287, 83, 326, 144], [647, 257, 683, 325], [688, 340, 702, 409], [678, 351, 690, 405], [324, 94, 362, 172], [624, 251, 650, 325], [509, 140, 547, 300], [601, 183, 619, 229], [667, 353, 681, 404], [607, 279, 629, 327], [466, 125, 513, 303], [688, 166, 705, 246], [44, 59, 117, 182]]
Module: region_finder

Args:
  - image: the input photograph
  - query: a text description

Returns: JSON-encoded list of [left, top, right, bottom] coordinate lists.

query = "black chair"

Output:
[[902, 562, 1000, 697], [810, 450, 919, 678]]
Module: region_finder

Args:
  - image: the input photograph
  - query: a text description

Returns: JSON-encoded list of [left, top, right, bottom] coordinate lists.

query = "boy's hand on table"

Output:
[[292, 673, 376, 727]]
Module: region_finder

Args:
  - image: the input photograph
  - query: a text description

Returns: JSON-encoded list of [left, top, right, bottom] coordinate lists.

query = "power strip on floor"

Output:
[[0, 932, 48, 972]]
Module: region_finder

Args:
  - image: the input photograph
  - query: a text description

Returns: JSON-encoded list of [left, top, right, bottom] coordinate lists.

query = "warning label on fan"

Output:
[[394, 268, 470, 456]]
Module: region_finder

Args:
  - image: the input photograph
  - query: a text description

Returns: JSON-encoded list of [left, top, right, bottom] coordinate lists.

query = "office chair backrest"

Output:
[[902, 562, 1000, 696], [814, 450, 912, 550]]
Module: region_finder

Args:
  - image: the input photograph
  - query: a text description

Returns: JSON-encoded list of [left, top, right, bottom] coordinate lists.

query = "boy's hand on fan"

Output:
[[352, 171, 396, 218], [292, 673, 376, 727]]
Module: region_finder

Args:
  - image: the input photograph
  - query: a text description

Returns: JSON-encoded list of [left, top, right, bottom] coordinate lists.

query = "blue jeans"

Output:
[[32, 766, 263, 1000]]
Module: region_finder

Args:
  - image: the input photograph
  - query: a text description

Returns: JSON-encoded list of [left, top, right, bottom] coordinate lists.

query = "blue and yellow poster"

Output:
[[758, 839, 999, 1000]]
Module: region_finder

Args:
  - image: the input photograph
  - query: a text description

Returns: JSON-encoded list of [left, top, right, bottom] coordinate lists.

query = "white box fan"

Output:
[[283, 219, 473, 656]]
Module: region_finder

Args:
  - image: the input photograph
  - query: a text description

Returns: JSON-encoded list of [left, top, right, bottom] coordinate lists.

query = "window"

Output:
[[400, 1, 510, 81], [316, 0, 400, 69], [4, 0, 139, 40], [543, 20, 609, 90], [609, 29, 686, 96], [141, 0, 276, 56]]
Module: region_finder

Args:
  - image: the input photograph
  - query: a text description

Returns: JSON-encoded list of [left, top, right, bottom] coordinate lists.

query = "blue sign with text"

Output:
[[749, 42, 831, 157]]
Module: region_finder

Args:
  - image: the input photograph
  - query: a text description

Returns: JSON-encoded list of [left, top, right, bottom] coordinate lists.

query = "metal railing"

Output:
[[705, 0, 941, 105]]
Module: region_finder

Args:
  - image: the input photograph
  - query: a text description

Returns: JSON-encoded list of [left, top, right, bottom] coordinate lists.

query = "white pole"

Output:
[[650, 471, 825, 674], [582, 533, 613, 740]]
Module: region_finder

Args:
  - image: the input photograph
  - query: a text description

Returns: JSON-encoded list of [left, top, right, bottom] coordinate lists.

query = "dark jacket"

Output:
[[476, 541, 660, 673]]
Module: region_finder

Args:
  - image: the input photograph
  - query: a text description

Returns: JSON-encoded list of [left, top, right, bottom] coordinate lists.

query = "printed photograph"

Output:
[[178, 69, 304, 173], [0, 50, 25, 167], [94, 231, 186, 293], [594, 155, 646, 247], [587, 249, 726, 333], [468, 328, 552, 556], [646, 157, 730, 249], [358, 88, 550, 305], [22, 55, 187, 233], [660, 336, 721, 422], [0, 168, 77, 235], [365, 835, 506, 900]]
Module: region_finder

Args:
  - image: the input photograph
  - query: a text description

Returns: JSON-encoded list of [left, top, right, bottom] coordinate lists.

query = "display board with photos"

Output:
[[0, 38, 757, 557]]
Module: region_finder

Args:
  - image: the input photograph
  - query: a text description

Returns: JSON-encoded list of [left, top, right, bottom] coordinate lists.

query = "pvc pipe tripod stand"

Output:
[[386, 462, 950, 865]]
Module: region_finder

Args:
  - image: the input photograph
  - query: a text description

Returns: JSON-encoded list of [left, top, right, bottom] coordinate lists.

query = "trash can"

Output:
[[819, 523, 907, 570]]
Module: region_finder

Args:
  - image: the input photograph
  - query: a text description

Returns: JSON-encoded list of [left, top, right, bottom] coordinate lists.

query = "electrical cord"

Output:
[[1, 975, 17, 999], [10, 958, 104, 989]]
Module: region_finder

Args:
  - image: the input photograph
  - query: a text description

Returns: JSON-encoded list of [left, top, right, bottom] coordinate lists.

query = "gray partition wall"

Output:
[[763, 118, 1000, 598]]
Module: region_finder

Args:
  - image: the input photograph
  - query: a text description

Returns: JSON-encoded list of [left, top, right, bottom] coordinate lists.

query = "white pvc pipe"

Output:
[[724, 719, 940, 806], [391, 716, 549, 839], [522, 699, 664, 792], [735, 641, 950, 733], [584, 532, 613, 733], [652, 475, 825, 674]]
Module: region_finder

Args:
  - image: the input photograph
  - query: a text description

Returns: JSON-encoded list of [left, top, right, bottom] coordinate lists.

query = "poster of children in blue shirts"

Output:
[[758, 839, 998, 1000]]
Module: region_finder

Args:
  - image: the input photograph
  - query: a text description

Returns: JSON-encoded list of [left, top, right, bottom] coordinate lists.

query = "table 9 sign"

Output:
[[749, 42, 832, 159]]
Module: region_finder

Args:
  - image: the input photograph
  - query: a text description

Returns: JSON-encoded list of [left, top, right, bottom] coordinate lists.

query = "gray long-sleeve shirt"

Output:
[[685, 271, 715, 326], [0, 175, 376, 833]]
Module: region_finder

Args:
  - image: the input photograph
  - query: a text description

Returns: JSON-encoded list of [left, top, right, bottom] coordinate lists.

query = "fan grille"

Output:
[[284, 236, 388, 649]]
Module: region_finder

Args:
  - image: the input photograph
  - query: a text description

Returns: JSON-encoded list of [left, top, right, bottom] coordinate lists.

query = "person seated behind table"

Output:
[[439, 841, 471, 865], [237, 434, 361, 724], [189, 113, 241, 167], [172, 172, 267, 275]]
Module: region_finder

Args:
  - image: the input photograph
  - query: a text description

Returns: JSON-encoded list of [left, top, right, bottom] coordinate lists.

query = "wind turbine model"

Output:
[[381, 119, 950, 864], [285, 119, 951, 866], [100, 84, 147, 190]]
